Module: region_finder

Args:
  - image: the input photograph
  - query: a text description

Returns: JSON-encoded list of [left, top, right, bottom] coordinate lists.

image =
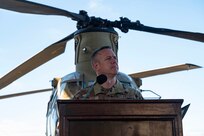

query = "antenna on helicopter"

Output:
[[140, 89, 162, 100]]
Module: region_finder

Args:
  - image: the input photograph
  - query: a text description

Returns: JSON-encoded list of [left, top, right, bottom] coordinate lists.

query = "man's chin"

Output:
[[107, 72, 118, 77]]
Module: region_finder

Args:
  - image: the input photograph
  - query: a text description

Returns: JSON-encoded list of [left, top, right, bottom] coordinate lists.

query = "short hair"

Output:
[[91, 46, 112, 65]]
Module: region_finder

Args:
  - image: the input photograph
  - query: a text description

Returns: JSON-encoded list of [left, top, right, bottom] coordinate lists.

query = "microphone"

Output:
[[96, 74, 107, 84], [83, 74, 107, 99]]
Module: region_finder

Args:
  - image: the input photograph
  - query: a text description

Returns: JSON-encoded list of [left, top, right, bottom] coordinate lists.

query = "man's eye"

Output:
[[105, 57, 111, 61], [104, 56, 117, 61]]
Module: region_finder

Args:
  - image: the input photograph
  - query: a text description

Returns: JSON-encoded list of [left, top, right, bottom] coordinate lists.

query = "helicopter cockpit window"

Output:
[[117, 72, 138, 90], [59, 72, 83, 99]]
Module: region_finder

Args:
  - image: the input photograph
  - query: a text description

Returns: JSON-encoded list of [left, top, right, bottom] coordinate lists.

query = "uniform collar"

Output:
[[94, 79, 125, 95]]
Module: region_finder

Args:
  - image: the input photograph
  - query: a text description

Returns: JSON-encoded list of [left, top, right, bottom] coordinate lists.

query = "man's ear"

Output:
[[92, 62, 99, 71]]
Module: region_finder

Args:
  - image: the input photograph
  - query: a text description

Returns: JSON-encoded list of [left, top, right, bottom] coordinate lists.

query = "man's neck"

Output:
[[101, 76, 116, 89]]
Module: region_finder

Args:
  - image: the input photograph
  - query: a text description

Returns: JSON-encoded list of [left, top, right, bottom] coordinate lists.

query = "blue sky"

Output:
[[0, 0, 204, 136]]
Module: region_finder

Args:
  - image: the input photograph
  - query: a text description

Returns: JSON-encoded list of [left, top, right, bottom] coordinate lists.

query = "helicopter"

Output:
[[0, 1, 204, 136]]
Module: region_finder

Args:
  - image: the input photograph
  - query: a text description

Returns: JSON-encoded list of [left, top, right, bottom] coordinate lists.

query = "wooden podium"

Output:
[[58, 99, 183, 136]]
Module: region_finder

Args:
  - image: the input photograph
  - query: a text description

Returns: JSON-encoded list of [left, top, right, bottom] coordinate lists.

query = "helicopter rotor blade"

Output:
[[1, 1, 203, 42], [0, 88, 52, 100], [0, 0, 86, 21], [0, 32, 75, 90], [110, 18, 204, 43], [134, 25, 204, 43], [129, 63, 202, 79]]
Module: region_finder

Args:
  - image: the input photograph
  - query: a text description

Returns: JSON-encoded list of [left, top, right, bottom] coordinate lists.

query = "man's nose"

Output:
[[111, 57, 117, 63]]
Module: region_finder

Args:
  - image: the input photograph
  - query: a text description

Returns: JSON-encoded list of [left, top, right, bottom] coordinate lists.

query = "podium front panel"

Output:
[[58, 100, 183, 136]]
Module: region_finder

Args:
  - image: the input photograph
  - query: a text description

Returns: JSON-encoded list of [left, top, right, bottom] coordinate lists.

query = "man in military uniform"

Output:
[[74, 46, 143, 100]]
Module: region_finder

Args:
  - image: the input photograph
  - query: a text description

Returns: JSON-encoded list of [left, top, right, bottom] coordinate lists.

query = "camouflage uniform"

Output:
[[74, 80, 143, 100]]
